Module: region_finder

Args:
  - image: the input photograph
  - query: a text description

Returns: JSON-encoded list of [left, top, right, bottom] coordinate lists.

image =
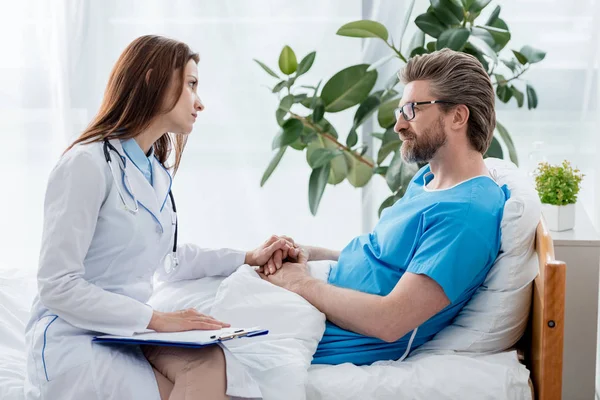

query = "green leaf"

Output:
[[476, 25, 510, 51], [526, 84, 538, 109], [253, 59, 280, 79], [276, 108, 286, 127], [426, 41, 437, 52], [490, 17, 509, 31], [316, 119, 338, 138], [328, 154, 348, 184], [512, 50, 528, 65], [290, 137, 307, 150], [511, 85, 524, 108], [496, 120, 518, 165], [260, 146, 287, 187], [463, 43, 489, 72], [336, 20, 389, 40], [306, 138, 347, 185], [346, 128, 358, 147], [309, 148, 339, 169], [296, 51, 316, 76], [469, 0, 491, 13], [398, 0, 416, 46], [278, 45, 298, 75], [406, 26, 425, 55], [278, 95, 294, 113], [485, 5, 501, 26], [502, 58, 518, 72], [467, 35, 498, 64], [485, 136, 503, 159], [436, 28, 470, 51], [308, 164, 331, 215], [354, 95, 381, 127], [374, 166, 388, 175], [272, 81, 287, 93], [461, 0, 475, 9], [301, 126, 319, 145], [378, 97, 400, 129], [366, 53, 396, 72], [293, 94, 308, 102], [471, 27, 495, 48], [321, 64, 378, 113], [344, 153, 374, 187], [272, 119, 303, 149], [377, 134, 402, 164], [496, 85, 512, 103], [371, 132, 385, 140], [312, 100, 325, 123], [386, 151, 419, 192], [410, 47, 428, 57], [494, 74, 506, 85], [431, 0, 464, 26], [519, 45, 546, 64], [415, 12, 447, 39]]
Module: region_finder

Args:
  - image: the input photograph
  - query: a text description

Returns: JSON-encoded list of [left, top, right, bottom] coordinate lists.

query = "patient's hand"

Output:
[[259, 260, 310, 293], [260, 237, 309, 276], [257, 235, 302, 275]]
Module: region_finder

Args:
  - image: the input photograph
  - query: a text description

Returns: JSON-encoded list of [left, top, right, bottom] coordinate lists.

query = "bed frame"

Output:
[[521, 218, 567, 400]]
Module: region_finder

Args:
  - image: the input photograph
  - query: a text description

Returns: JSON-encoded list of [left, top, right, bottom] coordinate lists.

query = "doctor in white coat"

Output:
[[23, 35, 297, 400]]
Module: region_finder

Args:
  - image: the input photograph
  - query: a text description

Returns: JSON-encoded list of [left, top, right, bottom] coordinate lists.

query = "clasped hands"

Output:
[[247, 235, 310, 292]]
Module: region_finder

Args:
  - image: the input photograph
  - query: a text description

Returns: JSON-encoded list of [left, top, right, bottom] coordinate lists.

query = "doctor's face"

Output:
[[164, 59, 204, 135]]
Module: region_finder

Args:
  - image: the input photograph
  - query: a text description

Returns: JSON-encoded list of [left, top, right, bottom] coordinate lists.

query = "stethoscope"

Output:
[[103, 139, 179, 273]]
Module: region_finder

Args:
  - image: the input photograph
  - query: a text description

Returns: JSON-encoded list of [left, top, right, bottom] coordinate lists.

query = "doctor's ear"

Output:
[[145, 69, 153, 85]]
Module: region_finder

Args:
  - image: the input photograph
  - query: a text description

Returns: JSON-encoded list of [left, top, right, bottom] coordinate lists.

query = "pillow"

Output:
[[415, 157, 541, 353]]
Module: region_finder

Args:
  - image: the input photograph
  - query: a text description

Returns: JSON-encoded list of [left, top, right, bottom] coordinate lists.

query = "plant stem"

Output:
[[385, 41, 407, 63], [495, 65, 529, 86], [289, 112, 375, 168]]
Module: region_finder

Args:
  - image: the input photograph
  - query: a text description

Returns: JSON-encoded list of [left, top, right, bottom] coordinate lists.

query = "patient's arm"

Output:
[[304, 245, 340, 262], [267, 265, 449, 343]]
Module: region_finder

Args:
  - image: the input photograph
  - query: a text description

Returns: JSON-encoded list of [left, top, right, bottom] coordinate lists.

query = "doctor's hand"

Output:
[[148, 309, 231, 332], [260, 237, 308, 276], [245, 235, 299, 268]]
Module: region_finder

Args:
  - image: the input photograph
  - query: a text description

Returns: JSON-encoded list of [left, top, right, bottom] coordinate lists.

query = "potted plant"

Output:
[[254, 0, 547, 217], [535, 161, 584, 231]]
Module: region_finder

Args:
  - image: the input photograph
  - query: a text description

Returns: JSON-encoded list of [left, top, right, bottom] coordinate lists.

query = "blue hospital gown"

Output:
[[312, 165, 510, 365]]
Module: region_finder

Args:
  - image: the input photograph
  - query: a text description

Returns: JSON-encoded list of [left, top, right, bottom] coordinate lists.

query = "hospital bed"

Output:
[[0, 217, 566, 399], [522, 218, 566, 400]]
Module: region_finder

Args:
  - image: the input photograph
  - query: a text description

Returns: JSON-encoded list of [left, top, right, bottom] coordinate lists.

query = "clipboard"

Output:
[[92, 326, 269, 349]]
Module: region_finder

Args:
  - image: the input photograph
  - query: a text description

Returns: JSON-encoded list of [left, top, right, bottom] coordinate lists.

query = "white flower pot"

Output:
[[541, 203, 576, 232]]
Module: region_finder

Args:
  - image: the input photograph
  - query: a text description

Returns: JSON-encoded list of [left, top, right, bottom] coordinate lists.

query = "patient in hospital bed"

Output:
[[258, 49, 510, 366]]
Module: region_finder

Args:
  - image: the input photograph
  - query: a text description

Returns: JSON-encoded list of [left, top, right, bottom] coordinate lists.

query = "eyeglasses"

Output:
[[394, 100, 455, 122]]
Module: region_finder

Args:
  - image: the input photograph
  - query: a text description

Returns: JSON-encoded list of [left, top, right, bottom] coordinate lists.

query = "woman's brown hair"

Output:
[[66, 35, 199, 174]]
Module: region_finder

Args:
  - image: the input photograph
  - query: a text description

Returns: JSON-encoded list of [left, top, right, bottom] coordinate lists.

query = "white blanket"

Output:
[[148, 263, 531, 400], [149, 264, 327, 399], [1, 263, 531, 400]]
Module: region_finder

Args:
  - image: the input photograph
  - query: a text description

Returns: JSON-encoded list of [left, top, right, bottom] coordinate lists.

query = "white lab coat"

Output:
[[23, 139, 250, 400]]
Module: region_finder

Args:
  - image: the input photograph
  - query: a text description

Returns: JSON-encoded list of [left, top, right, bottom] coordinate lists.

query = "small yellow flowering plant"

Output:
[[534, 161, 584, 206]]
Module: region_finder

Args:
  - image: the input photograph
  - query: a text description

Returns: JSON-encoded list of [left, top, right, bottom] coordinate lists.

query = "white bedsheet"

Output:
[[0, 264, 532, 400]]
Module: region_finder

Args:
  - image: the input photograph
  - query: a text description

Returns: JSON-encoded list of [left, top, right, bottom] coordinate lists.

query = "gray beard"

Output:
[[400, 118, 447, 164]]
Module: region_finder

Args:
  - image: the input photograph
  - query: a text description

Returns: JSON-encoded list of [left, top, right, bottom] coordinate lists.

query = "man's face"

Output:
[[394, 80, 448, 164]]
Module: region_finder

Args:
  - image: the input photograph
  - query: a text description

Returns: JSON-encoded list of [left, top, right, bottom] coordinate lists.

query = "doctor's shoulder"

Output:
[[47, 141, 110, 191]]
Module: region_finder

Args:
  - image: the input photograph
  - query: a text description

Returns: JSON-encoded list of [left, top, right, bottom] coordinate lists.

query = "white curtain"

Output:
[[361, 0, 600, 230], [0, 0, 365, 273], [1, 0, 598, 275]]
